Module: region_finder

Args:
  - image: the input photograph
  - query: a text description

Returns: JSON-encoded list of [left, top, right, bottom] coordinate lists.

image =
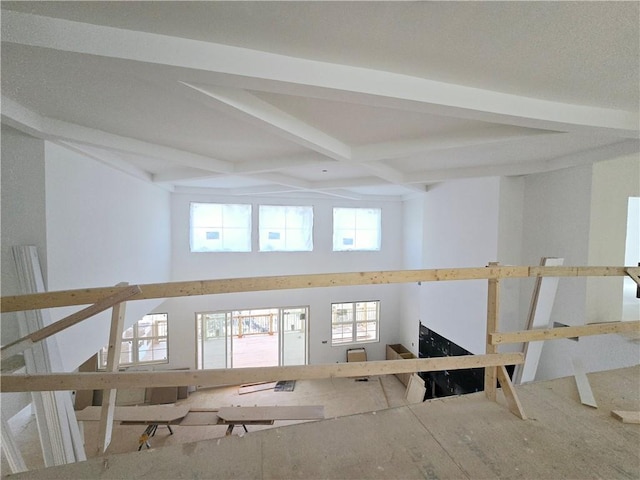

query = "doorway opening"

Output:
[[196, 306, 308, 369]]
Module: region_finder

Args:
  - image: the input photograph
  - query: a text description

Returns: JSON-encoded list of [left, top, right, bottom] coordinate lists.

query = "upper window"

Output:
[[190, 203, 251, 252], [259, 205, 313, 252], [331, 301, 380, 346], [99, 313, 168, 368], [333, 207, 381, 251]]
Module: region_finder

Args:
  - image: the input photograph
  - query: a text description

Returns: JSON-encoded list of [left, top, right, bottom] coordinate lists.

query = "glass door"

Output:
[[280, 307, 308, 366], [196, 312, 231, 369]]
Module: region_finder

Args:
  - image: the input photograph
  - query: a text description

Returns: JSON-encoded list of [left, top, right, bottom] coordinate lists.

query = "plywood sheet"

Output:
[[217, 406, 324, 422]]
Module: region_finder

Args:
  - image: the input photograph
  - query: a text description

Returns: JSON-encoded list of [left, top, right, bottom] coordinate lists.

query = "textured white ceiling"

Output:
[[2, 1, 638, 200]]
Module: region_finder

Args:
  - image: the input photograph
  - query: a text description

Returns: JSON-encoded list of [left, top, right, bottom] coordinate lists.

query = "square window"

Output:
[[259, 205, 313, 252], [333, 208, 381, 251], [190, 203, 251, 252]]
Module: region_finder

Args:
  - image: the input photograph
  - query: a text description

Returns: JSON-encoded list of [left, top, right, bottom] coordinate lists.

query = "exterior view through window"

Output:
[[331, 301, 379, 345], [99, 313, 168, 368]]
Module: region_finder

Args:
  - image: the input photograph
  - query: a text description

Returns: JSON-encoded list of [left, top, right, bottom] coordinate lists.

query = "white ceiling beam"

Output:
[[180, 82, 351, 161], [352, 127, 562, 162], [233, 153, 335, 175], [152, 168, 223, 183], [3, 10, 636, 137], [406, 139, 640, 183], [56, 141, 156, 185], [2, 96, 233, 174]]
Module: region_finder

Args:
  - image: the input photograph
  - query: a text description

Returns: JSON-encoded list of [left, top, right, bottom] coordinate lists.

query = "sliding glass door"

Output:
[[196, 306, 308, 370]]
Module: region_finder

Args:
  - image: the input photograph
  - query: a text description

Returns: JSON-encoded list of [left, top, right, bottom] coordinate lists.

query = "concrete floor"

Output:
[[4, 366, 640, 479]]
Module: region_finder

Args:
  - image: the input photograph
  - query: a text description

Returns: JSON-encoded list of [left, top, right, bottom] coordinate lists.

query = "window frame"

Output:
[[330, 300, 380, 346]]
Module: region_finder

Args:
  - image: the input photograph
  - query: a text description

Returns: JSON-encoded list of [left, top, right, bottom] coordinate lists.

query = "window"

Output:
[[190, 203, 251, 252], [99, 313, 168, 368], [331, 301, 379, 345], [333, 207, 381, 251], [259, 205, 313, 251]]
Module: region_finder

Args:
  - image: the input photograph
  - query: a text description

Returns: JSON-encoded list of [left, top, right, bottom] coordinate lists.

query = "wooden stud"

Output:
[[485, 262, 500, 401], [490, 320, 640, 345], [497, 366, 526, 420], [95, 283, 129, 455], [0, 353, 523, 393], [1, 266, 627, 314], [0, 285, 141, 360]]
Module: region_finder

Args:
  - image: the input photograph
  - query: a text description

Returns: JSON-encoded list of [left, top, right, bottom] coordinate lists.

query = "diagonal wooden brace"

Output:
[[497, 366, 527, 420]]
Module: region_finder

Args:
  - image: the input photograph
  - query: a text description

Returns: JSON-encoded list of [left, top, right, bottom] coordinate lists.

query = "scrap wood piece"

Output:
[[239, 382, 277, 395], [405, 373, 426, 404], [611, 410, 640, 424], [572, 358, 598, 408]]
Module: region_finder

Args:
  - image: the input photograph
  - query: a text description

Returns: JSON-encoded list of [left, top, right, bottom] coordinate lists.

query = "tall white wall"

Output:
[[44, 142, 172, 371], [399, 195, 426, 355], [417, 177, 501, 354], [157, 193, 404, 367]]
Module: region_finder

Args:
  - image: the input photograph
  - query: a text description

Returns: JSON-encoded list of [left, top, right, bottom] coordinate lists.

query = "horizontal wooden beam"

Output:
[[489, 321, 640, 345], [0, 286, 141, 360], [0, 353, 523, 393], [1, 266, 628, 314]]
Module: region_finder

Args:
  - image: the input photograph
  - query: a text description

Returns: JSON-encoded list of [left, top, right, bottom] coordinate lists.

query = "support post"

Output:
[[485, 262, 500, 401], [95, 283, 129, 455]]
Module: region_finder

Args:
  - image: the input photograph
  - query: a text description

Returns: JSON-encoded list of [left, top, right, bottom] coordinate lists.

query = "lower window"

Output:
[[99, 313, 168, 368], [331, 301, 379, 346]]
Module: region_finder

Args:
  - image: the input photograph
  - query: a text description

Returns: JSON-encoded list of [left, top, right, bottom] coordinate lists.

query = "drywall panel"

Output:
[[418, 177, 501, 354], [44, 142, 172, 371]]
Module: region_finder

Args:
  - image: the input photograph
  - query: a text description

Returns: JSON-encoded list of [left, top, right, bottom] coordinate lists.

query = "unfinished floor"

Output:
[[4, 366, 640, 479]]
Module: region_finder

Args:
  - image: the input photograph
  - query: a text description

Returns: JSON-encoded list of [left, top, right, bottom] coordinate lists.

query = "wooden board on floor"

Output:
[[76, 405, 189, 423], [217, 406, 324, 422], [611, 410, 640, 424]]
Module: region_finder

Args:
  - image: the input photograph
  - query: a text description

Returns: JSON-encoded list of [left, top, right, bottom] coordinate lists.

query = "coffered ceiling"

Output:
[[2, 2, 638, 200]]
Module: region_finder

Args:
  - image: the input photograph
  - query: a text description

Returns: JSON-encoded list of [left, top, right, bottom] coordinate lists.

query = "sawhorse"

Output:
[[138, 423, 174, 450]]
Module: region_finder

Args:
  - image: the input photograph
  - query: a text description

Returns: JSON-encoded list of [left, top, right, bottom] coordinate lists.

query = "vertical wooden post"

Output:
[[95, 282, 128, 455], [485, 262, 500, 401]]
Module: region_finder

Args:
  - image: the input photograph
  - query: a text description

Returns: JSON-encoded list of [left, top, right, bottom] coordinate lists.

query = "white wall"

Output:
[[399, 195, 426, 355], [44, 142, 172, 371], [157, 193, 404, 367], [496, 176, 525, 352], [417, 177, 501, 355], [1, 126, 46, 418], [521, 157, 640, 381]]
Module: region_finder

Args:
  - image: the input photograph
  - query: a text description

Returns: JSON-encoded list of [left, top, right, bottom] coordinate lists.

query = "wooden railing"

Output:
[[2, 265, 639, 416]]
